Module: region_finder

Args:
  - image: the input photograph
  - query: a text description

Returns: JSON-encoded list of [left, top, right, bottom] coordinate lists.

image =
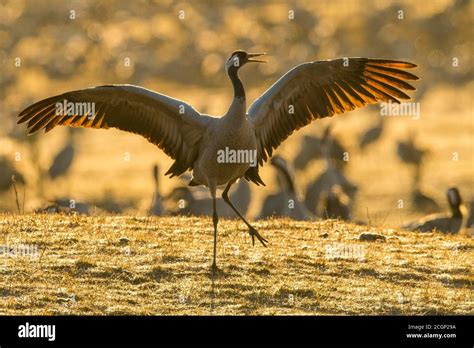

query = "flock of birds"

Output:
[[1, 50, 471, 269], [1, 122, 471, 237]]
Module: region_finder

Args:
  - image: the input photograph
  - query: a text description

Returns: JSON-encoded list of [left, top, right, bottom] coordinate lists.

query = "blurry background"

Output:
[[0, 0, 472, 226]]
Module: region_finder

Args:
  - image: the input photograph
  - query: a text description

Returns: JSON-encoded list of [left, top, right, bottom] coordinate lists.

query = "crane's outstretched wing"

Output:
[[18, 84, 212, 177], [248, 58, 419, 166]]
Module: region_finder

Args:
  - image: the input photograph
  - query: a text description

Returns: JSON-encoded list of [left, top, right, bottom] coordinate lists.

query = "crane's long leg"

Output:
[[209, 182, 219, 274], [222, 181, 268, 247]]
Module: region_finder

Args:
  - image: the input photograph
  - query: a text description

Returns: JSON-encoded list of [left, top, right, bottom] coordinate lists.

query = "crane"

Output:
[[48, 128, 76, 179], [303, 126, 358, 216], [17, 50, 419, 272], [359, 116, 384, 150], [403, 187, 466, 234], [320, 185, 352, 221], [396, 132, 438, 213], [396, 132, 428, 167], [165, 178, 250, 218], [293, 125, 347, 171], [149, 164, 165, 216], [257, 155, 313, 220]]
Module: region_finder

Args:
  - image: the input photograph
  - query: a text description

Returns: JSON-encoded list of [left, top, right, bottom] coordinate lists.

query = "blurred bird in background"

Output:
[[396, 132, 439, 214], [359, 116, 385, 151], [165, 178, 251, 218], [47, 128, 76, 180], [0, 156, 26, 192], [403, 187, 467, 234], [304, 127, 357, 218], [320, 184, 352, 220], [293, 126, 347, 171], [149, 164, 165, 216]]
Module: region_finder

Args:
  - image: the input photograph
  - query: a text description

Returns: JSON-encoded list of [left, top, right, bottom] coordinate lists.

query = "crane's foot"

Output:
[[248, 226, 268, 247]]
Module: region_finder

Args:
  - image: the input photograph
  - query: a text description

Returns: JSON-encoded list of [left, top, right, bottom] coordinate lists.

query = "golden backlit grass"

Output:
[[1, 214, 472, 315]]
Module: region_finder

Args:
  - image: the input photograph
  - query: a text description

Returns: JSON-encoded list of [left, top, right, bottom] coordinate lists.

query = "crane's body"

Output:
[[18, 50, 419, 273], [192, 108, 256, 188]]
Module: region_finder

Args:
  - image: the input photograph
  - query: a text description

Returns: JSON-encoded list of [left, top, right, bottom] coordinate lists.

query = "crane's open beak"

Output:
[[247, 53, 267, 63]]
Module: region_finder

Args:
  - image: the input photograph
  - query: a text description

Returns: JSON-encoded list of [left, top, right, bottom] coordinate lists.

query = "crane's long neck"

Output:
[[450, 203, 463, 218], [276, 164, 296, 194], [228, 66, 245, 100], [225, 67, 247, 121], [153, 167, 160, 196]]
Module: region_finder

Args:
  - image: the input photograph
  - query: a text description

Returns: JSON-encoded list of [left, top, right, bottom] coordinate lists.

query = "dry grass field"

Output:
[[1, 0, 473, 318], [1, 214, 472, 315]]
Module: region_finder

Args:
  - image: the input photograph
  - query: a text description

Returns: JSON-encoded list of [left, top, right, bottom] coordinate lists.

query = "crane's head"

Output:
[[225, 50, 266, 72]]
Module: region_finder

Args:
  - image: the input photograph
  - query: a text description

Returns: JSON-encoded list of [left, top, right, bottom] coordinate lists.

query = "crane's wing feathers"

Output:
[[248, 58, 419, 165], [18, 84, 212, 177]]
